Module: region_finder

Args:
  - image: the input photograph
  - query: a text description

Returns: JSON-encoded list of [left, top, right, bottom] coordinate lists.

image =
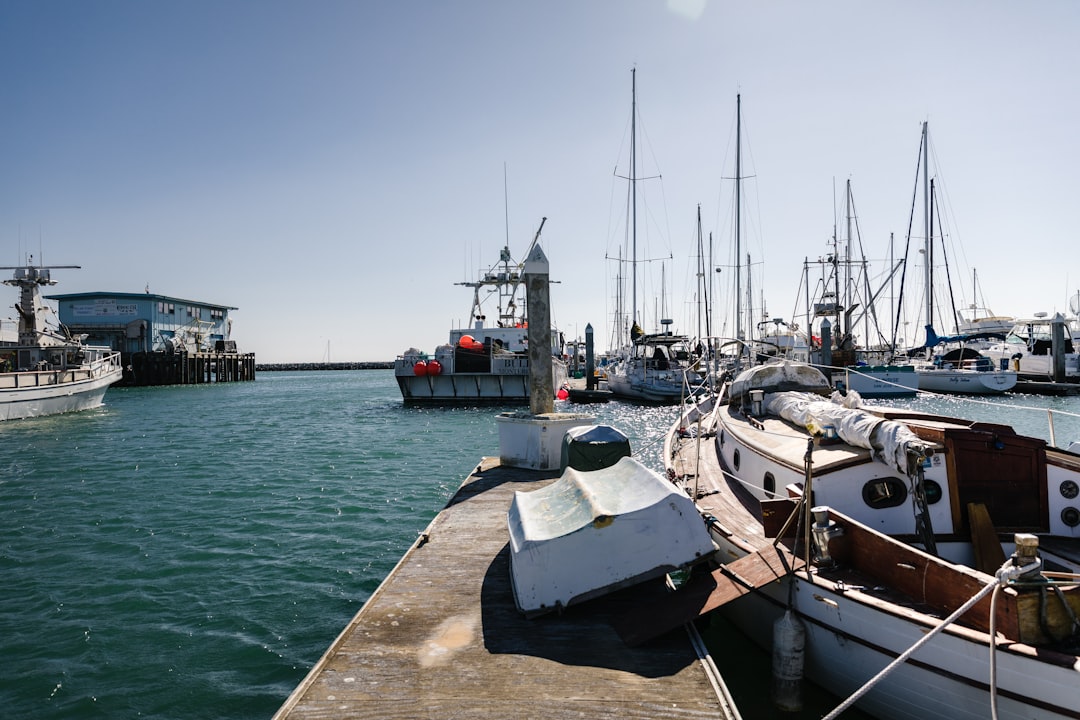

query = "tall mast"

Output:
[[922, 121, 931, 328], [696, 204, 705, 346], [735, 94, 743, 358], [844, 178, 853, 340], [631, 67, 638, 331]]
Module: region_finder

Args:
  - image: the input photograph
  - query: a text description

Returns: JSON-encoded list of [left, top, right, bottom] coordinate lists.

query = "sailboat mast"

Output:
[[844, 179, 853, 339], [631, 68, 638, 332], [922, 121, 931, 328], [696, 204, 705, 346], [735, 94, 743, 356]]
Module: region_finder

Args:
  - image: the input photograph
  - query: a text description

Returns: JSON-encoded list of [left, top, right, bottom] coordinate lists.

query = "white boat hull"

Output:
[[719, 570, 1080, 720], [0, 362, 123, 420], [395, 356, 568, 405], [915, 367, 1018, 394], [839, 365, 918, 398], [605, 370, 692, 403]]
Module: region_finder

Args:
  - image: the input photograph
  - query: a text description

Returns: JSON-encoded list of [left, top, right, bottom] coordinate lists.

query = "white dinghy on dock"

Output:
[[507, 455, 717, 617]]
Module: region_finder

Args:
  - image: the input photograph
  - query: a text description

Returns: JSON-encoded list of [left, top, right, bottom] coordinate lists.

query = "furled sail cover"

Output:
[[766, 392, 935, 475]]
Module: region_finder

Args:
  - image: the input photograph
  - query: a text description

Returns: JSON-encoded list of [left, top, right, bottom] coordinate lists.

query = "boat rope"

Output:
[[822, 556, 1042, 720]]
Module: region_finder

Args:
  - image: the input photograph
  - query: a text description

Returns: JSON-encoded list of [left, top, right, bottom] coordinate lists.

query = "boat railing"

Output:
[[0, 349, 122, 389]]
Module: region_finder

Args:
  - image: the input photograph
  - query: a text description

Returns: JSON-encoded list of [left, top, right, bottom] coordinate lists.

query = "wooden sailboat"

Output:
[[652, 359, 1080, 718]]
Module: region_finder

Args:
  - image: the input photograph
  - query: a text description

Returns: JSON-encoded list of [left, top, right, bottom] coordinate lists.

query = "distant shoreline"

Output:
[[256, 362, 393, 371]]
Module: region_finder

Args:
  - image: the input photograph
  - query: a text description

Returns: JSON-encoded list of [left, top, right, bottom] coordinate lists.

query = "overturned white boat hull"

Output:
[[507, 456, 715, 616]]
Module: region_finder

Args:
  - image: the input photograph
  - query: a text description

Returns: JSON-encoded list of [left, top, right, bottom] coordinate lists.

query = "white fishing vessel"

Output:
[[0, 260, 123, 420], [659, 359, 1080, 719], [394, 219, 568, 405]]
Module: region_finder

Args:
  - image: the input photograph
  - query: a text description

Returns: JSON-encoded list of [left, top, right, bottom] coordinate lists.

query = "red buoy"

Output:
[[413, 360, 428, 376], [427, 359, 442, 376], [556, 387, 569, 400]]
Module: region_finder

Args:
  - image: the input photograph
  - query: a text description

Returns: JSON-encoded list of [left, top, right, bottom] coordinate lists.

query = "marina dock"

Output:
[[273, 456, 737, 720]]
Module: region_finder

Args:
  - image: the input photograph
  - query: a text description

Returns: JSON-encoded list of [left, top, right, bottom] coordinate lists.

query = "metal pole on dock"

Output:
[[585, 323, 596, 391]]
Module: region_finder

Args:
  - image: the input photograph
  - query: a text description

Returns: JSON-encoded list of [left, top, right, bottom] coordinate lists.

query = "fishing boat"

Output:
[[0, 260, 123, 420], [393, 219, 568, 405], [659, 359, 1080, 718]]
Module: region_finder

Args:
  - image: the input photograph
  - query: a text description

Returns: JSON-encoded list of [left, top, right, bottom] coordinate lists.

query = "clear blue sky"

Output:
[[2, 0, 1077, 362]]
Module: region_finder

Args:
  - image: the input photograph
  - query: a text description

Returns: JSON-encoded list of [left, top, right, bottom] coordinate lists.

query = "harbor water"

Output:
[[5, 369, 1080, 719], [0, 370, 675, 720]]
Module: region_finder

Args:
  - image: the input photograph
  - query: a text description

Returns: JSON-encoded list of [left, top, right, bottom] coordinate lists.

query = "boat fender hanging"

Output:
[[771, 609, 805, 712], [413, 360, 428, 376], [427, 359, 442, 376]]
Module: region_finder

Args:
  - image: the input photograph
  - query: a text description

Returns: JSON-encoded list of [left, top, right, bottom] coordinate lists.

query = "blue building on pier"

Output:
[[47, 291, 238, 355]]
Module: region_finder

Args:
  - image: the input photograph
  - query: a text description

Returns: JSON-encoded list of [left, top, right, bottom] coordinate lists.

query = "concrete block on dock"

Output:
[[495, 411, 595, 470]]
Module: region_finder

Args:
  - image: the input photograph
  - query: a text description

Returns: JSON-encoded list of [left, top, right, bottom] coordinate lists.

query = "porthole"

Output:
[[861, 477, 908, 509], [763, 472, 776, 496], [733, 448, 741, 471], [719, 430, 725, 447], [1062, 507, 1080, 528], [1061, 480, 1079, 500], [922, 479, 943, 505]]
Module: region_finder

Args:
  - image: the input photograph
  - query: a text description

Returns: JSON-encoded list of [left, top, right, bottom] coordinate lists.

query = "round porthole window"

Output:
[[1061, 480, 1079, 500], [922, 479, 943, 505], [733, 448, 741, 471], [1062, 507, 1080, 528], [764, 472, 775, 496]]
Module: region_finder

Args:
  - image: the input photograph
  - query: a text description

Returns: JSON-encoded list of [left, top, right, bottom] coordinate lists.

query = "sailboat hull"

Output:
[[915, 367, 1017, 394]]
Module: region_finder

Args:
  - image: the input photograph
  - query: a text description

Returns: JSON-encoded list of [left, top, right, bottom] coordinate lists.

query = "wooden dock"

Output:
[[273, 457, 738, 720]]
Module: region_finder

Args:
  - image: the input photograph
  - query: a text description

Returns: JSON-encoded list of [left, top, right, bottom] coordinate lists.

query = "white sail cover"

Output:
[[766, 391, 933, 475], [507, 456, 715, 616]]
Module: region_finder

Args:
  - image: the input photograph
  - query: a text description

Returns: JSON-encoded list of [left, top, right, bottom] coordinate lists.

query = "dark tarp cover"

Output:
[[560, 424, 632, 472]]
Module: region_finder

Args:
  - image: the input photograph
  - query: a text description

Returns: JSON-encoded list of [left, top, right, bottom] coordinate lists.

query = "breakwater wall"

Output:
[[256, 362, 393, 371]]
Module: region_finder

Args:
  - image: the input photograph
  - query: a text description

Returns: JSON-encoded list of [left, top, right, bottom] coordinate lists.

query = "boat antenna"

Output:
[[503, 162, 510, 247]]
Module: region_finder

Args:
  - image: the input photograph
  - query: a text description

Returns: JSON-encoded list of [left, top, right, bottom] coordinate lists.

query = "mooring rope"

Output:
[[822, 557, 1041, 720]]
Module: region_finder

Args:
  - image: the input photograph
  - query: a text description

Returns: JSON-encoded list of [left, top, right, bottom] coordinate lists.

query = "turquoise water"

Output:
[[0, 370, 678, 719]]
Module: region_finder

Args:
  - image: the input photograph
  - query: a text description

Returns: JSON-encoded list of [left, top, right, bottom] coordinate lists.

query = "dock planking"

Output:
[[273, 457, 736, 720]]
